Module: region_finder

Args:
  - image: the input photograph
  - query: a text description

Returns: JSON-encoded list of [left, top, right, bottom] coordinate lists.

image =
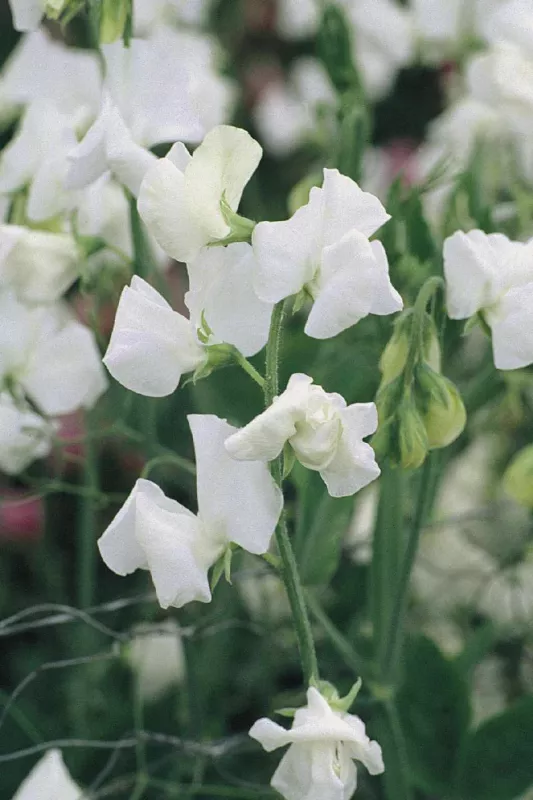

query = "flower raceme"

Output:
[[138, 125, 262, 263], [0, 392, 53, 475], [225, 374, 380, 498], [103, 256, 272, 396], [249, 687, 384, 800], [252, 168, 403, 339], [98, 414, 283, 608], [443, 229, 533, 369]]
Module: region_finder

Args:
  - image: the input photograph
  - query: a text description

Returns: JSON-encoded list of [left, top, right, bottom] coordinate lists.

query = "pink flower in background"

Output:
[[0, 489, 44, 543], [384, 138, 418, 186]]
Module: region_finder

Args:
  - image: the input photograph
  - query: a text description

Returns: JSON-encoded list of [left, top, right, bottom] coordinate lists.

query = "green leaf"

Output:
[[293, 466, 353, 586], [396, 636, 470, 795], [455, 696, 533, 800]]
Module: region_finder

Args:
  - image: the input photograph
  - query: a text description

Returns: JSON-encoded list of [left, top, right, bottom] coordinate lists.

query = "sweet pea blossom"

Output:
[[225, 374, 380, 498], [103, 276, 206, 397], [67, 29, 235, 197], [98, 414, 283, 608], [252, 168, 402, 339], [0, 392, 53, 475], [138, 125, 262, 263], [0, 225, 79, 304], [249, 687, 384, 800], [12, 749, 85, 800], [128, 619, 186, 702], [443, 230, 533, 369], [0, 291, 108, 415]]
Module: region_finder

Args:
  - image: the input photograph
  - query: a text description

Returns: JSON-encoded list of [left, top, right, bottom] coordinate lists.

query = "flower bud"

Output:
[[379, 310, 440, 387], [503, 445, 533, 508], [100, 0, 131, 43], [398, 394, 429, 470], [317, 3, 358, 93], [415, 363, 467, 449]]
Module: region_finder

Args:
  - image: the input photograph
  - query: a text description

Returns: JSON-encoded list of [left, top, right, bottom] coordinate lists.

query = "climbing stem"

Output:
[[264, 301, 319, 686]]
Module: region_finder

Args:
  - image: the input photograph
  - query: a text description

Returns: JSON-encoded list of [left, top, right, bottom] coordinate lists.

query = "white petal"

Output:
[[8, 0, 44, 32], [320, 405, 380, 498], [249, 718, 293, 752], [271, 742, 349, 800], [368, 241, 403, 315], [184, 125, 262, 240], [134, 490, 218, 608], [27, 148, 74, 222], [252, 190, 323, 303], [304, 230, 378, 339], [66, 101, 110, 190], [166, 141, 193, 171], [103, 277, 205, 397], [185, 243, 273, 356], [224, 374, 313, 461], [98, 479, 162, 576], [0, 392, 52, 475], [23, 319, 108, 416], [321, 168, 390, 245], [104, 101, 158, 195], [137, 155, 205, 263], [12, 749, 85, 800], [0, 226, 79, 305], [489, 283, 533, 369], [443, 229, 506, 319], [189, 414, 282, 554]]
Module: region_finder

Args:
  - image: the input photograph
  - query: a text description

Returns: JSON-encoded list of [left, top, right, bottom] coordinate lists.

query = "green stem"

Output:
[[375, 700, 414, 800], [233, 350, 266, 389], [382, 454, 438, 680], [370, 466, 404, 677], [141, 453, 196, 480], [306, 590, 367, 678], [265, 301, 319, 686], [77, 419, 99, 609], [404, 276, 445, 384]]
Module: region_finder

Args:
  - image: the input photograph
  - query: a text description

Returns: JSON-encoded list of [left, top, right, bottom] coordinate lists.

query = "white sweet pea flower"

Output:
[[67, 29, 235, 196], [185, 243, 273, 357], [103, 276, 206, 397], [252, 168, 402, 339], [443, 229, 533, 369], [0, 225, 79, 304], [0, 291, 108, 415], [128, 619, 186, 702], [249, 687, 384, 800], [12, 749, 85, 800], [0, 392, 53, 475], [98, 414, 283, 608], [138, 125, 262, 263], [225, 374, 380, 498], [0, 29, 101, 125]]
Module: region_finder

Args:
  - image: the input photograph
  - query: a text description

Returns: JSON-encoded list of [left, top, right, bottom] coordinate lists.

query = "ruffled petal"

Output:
[[320, 405, 380, 498], [321, 168, 390, 244], [489, 283, 533, 369], [252, 190, 323, 303], [189, 413, 282, 554]]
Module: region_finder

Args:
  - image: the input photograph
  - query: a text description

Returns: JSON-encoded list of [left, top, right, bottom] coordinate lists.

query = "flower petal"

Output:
[[224, 374, 313, 462], [7, 0, 44, 32], [12, 749, 85, 800], [103, 277, 205, 397], [185, 243, 273, 356], [189, 413, 282, 554], [184, 124, 262, 240], [134, 490, 217, 608], [320, 404, 380, 498], [252, 190, 323, 303], [304, 230, 378, 339], [489, 283, 533, 370], [138, 153, 205, 263], [321, 168, 390, 244], [443, 229, 502, 319]]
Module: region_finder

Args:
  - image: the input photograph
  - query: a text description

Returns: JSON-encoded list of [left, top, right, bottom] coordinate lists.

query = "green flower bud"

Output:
[[379, 310, 440, 387], [100, 0, 131, 43], [503, 445, 533, 508], [397, 395, 428, 470], [415, 363, 466, 449]]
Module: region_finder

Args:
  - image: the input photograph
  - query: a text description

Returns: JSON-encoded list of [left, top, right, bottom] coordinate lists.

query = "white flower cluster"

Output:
[[0, 5, 236, 477]]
